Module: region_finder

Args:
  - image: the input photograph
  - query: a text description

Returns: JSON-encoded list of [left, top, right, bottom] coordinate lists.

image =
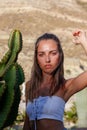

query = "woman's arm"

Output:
[[67, 31, 87, 95], [73, 30, 87, 54]]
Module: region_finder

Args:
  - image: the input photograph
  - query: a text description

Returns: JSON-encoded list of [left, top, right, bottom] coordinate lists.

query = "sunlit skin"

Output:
[[37, 39, 60, 78]]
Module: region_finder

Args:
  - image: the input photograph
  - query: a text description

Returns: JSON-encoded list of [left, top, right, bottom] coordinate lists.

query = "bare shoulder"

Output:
[[63, 78, 75, 101], [64, 71, 87, 101], [64, 78, 74, 91]]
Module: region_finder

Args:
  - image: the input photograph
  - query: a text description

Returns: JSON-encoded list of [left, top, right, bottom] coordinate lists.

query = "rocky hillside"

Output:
[[0, 0, 87, 81]]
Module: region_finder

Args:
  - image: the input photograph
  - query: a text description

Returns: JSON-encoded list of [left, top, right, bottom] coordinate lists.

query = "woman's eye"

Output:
[[52, 52, 57, 55], [38, 53, 44, 57]]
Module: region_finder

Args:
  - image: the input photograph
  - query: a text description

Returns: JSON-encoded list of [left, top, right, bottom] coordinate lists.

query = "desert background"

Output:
[[0, 0, 87, 128], [0, 0, 87, 81]]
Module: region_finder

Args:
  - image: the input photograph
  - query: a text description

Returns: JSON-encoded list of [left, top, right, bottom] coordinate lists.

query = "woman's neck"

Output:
[[42, 73, 53, 84], [40, 75, 53, 90]]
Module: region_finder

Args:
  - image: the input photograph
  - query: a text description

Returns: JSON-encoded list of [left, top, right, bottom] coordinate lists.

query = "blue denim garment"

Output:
[[26, 96, 65, 121]]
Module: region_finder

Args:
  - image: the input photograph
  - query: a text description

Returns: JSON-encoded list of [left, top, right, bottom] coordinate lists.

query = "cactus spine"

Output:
[[0, 30, 25, 130]]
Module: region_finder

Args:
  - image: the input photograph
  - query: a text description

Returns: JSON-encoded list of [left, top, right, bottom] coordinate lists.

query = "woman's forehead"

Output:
[[37, 39, 58, 51]]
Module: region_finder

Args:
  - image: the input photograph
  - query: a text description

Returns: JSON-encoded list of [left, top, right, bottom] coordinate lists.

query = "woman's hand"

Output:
[[73, 30, 87, 54]]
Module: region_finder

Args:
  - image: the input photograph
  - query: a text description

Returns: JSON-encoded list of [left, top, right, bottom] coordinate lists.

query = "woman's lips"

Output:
[[45, 64, 52, 69]]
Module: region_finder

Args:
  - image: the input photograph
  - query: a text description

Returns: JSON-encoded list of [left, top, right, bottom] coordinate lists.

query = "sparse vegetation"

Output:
[[64, 102, 78, 125]]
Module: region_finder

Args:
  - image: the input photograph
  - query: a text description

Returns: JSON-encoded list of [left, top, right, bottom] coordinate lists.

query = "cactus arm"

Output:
[[0, 30, 22, 78], [0, 52, 16, 77], [0, 29, 25, 129], [0, 64, 16, 129], [0, 81, 6, 100], [8, 29, 22, 53], [0, 51, 11, 65], [16, 63, 25, 85], [2, 63, 25, 129], [3, 85, 21, 127]]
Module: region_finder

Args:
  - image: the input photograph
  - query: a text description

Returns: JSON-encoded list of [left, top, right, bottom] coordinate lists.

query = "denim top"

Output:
[[26, 96, 65, 122]]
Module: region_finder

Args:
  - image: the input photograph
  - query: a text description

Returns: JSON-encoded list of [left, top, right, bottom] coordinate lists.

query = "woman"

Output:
[[23, 30, 87, 130]]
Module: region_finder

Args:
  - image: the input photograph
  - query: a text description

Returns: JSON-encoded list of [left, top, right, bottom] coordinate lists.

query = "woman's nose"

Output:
[[45, 55, 50, 62]]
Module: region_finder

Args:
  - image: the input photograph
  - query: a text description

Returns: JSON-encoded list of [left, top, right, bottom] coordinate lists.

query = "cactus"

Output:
[[0, 30, 25, 130]]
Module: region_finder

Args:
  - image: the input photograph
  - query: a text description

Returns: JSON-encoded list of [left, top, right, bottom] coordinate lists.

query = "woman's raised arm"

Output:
[[69, 30, 87, 93], [73, 30, 87, 54]]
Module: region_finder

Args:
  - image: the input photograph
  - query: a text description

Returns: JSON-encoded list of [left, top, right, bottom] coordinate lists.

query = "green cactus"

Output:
[[0, 30, 25, 130]]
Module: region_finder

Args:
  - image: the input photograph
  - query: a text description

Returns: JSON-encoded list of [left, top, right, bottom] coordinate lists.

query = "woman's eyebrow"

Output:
[[37, 49, 58, 53]]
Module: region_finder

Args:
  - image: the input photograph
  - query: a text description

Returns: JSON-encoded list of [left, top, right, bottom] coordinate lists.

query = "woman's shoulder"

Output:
[[63, 78, 76, 101], [62, 78, 74, 94], [64, 78, 74, 89]]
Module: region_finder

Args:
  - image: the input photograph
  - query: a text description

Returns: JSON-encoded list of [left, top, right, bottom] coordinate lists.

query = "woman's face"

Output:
[[37, 39, 60, 75]]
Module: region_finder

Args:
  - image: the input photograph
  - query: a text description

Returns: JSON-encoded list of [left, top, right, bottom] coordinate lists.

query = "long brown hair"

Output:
[[28, 33, 64, 101]]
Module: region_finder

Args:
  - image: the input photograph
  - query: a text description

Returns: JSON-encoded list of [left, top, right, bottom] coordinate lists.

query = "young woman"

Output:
[[23, 30, 87, 130]]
